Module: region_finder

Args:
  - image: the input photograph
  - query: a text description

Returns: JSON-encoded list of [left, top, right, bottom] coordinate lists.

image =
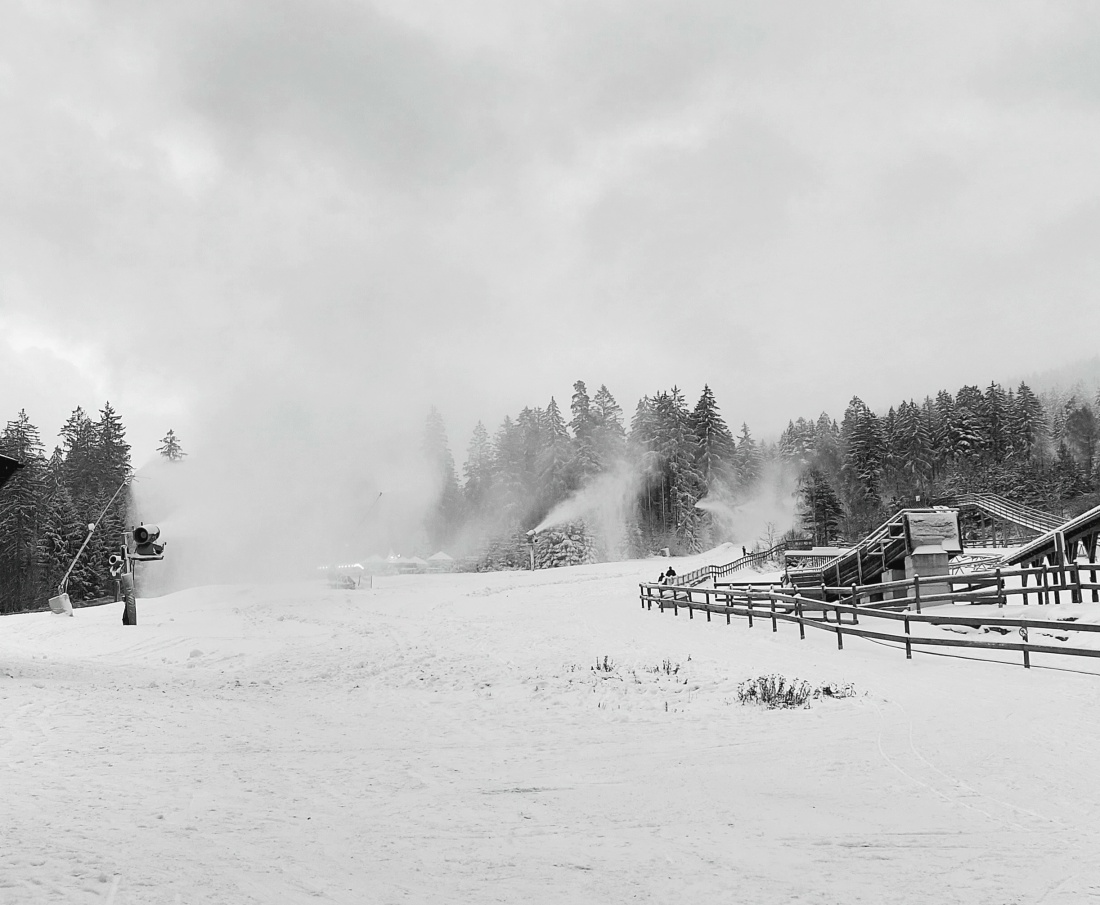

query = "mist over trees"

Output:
[[423, 379, 1100, 570], [423, 382, 765, 570], [4, 377, 1100, 609]]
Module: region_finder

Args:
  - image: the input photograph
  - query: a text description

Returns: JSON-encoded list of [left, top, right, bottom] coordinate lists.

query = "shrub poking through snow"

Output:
[[737, 675, 813, 709], [592, 655, 616, 673], [814, 682, 856, 699], [736, 675, 857, 709]]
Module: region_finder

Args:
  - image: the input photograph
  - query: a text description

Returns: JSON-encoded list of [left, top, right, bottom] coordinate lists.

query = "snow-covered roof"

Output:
[[427, 551, 453, 561]]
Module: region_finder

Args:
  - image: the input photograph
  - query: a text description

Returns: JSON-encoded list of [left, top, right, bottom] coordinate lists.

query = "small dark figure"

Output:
[[664, 566, 676, 579], [742, 546, 747, 557], [657, 571, 667, 597]]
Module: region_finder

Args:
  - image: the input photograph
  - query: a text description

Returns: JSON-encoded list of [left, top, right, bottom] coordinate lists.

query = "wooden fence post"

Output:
[[769, 587, 777, 633], [1057, 533, 1069, 600], [725, 592, 731, 625], [996, 568, 1004, 609], [1072, 561, 1083, 604], [834, 605, 843, 650], [796, 597, 805, 640], [904, 616, 912, 660], [1089, 536, 1099, 602], [747, 589, 754, 628], [1041, 564, 1050, 606], [706, 591, 711, 622], [851, 584, 859, 625], [913, 574, 921, 614]]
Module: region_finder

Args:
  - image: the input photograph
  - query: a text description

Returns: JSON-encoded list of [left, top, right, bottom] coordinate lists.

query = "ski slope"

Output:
[[4, 548, 1100, 904]]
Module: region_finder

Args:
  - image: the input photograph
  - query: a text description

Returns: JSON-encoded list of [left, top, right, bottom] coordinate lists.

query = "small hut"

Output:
[[396, 555, 429, 574], [427, 551, 455, 572]]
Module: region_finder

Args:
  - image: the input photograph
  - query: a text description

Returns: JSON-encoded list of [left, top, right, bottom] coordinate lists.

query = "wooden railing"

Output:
[[665, 543, 789, 588], [639, 561, 1100, 670], [954, 492, 1064, 533]]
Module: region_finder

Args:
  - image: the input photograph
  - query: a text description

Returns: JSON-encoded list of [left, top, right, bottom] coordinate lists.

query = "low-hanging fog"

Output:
[[7, 1, 1100, 596]]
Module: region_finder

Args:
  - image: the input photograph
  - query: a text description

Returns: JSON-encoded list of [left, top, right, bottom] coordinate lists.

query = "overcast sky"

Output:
[[3, 0, 1100, 471]]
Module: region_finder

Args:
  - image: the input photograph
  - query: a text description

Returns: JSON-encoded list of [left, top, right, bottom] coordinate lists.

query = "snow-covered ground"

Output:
[[5, 547, 1100, 904]]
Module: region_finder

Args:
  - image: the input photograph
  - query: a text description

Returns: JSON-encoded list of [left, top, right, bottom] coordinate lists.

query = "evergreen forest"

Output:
[[3, 378, 1100, 611], [0, 407, 185, 614]]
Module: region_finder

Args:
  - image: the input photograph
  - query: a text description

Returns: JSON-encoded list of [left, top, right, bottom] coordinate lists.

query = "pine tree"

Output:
[[949, 386, 985, 466], [1065, 401, 1098, 473], [1010, 383, 1046, 462], [40, 450, 92, 601], [980, 382, 1009, 463], [0, 411, 46, 613], [492, 416, 528, 529], [690, 384, 736, 491], [891, 400, 931, 495], [569, 381, 599, 480], [534, 522, 596, 569], [591, 384, 626, 465], [60, 406, 97, 504], [798, 468, 845, 546], [538, 397, 572, 517], [930, 391, 954, 478], [422, 407, 461, 552], [840, 397, 885, 534], [462, 421, 493, 513], [158, 429, 187, 461], [96, 402, 131, 494], [89, 402, 132, 595], [652, 388, 704, 551], [841, 397, 883, 498], [734, 423, 762, 487]]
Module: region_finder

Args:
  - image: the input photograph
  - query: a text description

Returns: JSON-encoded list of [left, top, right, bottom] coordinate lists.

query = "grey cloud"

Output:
[[169, 0, 518, 186], [3, 0, 1100, 474]]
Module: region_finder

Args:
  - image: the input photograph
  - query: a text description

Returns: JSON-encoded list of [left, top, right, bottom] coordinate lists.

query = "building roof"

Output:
[[0, 454, 22, 492]]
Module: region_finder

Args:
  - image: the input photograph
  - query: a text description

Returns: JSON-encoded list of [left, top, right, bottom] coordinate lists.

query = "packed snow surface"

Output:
[[4, 547, 1100, 903]]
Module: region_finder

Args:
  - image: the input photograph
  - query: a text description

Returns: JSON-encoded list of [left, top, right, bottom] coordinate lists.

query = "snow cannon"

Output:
[[525, 529, 538, 571], [131, 523, 165, 561]]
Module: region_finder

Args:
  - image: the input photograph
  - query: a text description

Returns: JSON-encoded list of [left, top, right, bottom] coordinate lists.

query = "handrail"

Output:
[[665, 542, 789, 587], [954, 492, 1063, 533], [1004, 502, 1100, 567]]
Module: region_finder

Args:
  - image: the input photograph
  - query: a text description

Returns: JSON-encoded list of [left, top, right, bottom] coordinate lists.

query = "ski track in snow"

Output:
[[4, 550, 1100, 903]]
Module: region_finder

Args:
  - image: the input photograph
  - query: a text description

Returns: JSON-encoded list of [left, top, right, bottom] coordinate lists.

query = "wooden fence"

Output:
[[665, 543, 789, 588], [639, 562, 1100, 670]]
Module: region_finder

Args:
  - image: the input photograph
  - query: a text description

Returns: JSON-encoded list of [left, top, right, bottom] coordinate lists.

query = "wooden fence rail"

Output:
[[639, 566, 1100, 670]]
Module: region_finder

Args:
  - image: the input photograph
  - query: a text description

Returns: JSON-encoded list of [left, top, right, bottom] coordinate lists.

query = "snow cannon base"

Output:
[[48, 592, 74, 617]]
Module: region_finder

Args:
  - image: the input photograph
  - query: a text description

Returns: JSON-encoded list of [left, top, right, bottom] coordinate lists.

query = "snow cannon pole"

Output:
[[526, 530, 537, 571], [56, 478, 129, 597]]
